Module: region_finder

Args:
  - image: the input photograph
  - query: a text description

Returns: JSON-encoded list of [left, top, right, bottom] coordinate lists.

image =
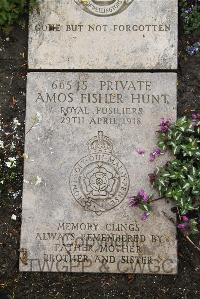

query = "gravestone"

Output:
[[28, 0, 178, 69], [20, 72, 177, 273]]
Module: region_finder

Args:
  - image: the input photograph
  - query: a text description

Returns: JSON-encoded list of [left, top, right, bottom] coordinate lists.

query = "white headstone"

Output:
[[28, 0, 178, 69], [20, 72, 177, 274]]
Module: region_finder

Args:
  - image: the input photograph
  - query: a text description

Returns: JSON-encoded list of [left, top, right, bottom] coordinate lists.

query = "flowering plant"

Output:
[[0, 0, 38, 30], [180, 0, 200, 34], [129, 190, 152, 221], [154, 115, 200, 235], [130, 115, 200, 238]]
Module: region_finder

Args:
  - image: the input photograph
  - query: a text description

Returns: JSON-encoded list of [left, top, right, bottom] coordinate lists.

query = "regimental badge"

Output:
[[70, 131, 129, 214], [75, 0, 134, 17]]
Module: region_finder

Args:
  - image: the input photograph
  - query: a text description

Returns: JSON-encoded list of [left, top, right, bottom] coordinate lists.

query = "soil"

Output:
[[0, 11, 200, 299]]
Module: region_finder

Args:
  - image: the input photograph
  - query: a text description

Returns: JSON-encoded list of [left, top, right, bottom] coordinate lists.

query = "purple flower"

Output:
[[184, 7, 192, 14], [141, 212, 149, 221], [159, 118, 171, 133], [138, 189, 149, 202], [149, 153, 155, 162], [155, 148, 161, 155], [191, 113, 200, 127], [149, 148, 163, 162], [177, 223, 187, 230], [182, 215, 189, 222], [136, 148, 145, 156], [186, 42, 200, 56], [192, 113, 200, 120], [129, 189, 150, 208], [128, 195, 139, 207]]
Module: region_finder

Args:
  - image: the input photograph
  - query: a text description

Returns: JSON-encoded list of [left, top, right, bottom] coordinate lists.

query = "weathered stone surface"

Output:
[[20, 72, 177, 274], [28, 0, 178, 69]]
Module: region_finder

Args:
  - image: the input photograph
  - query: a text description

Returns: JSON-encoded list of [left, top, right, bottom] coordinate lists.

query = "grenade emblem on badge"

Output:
[[70, 131, 129, 214]]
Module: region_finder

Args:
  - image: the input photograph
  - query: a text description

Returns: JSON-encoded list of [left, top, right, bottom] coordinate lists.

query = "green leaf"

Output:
[[183, 183, 190, 190]]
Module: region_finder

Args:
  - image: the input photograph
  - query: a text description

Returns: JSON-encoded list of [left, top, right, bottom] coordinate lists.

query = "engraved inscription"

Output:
[[70, 131, 129, 213], [20, 73, 177, 274]]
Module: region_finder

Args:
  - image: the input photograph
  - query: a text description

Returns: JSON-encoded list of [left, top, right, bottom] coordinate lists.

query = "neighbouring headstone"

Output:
[[28, 0, 178, 69], [20, 72, 177, 274]]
